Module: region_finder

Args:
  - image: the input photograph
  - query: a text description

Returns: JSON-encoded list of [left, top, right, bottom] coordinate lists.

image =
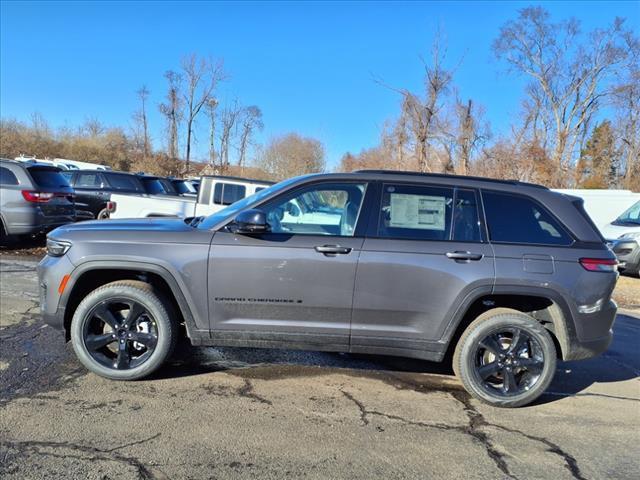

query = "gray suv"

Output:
[[38, 171, 618, 407], [1, 159, 76, 243]]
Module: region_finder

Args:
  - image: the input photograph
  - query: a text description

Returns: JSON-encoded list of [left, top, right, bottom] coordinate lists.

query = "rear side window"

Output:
[[27, 168, 71, 188], [105, 173, 144, 191], [140, 178, 167, 195], [0, 167, 19, 185], [482, 191, 572, 245], [76, 173, 104, 188], [214, 183, 247, 205], [378, 184, 454, 241]]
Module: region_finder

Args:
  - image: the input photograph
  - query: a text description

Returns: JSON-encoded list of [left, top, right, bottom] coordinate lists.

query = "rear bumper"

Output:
[[563, 299, 617, 361]]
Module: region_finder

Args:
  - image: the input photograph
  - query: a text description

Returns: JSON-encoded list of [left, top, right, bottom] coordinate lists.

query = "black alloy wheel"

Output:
[[82, 298, 159, 370]]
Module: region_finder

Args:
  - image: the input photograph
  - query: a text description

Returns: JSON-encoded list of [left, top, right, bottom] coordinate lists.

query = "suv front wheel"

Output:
[[70, 280, 177, 380], [453, 308, 557, 408]]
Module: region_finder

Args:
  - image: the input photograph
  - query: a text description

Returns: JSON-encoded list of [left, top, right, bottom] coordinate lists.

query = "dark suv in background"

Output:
[[1, 159, 76, 243], [64, 170, 146, 219], [38, 171, 618, 407]]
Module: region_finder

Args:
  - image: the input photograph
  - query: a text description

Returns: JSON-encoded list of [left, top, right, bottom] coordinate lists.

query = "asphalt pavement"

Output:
[[1, 257, 639, 479]]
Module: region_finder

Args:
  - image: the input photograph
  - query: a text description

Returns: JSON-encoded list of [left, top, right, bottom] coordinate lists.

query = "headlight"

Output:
[[46, 238, 71, 257], [618, 232, 640, 240]]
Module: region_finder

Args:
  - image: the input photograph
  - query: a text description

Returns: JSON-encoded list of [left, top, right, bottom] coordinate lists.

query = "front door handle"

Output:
[[446, 251, 484, 261], [315, 245, 352, 256]]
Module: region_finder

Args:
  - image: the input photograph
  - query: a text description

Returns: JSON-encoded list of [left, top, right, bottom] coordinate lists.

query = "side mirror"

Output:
[[231, 209, 269, 234]]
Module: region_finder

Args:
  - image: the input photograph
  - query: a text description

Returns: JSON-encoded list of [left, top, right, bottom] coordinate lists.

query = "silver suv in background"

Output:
[[0, 159, 76, 243], [38, 171, 618, 407]]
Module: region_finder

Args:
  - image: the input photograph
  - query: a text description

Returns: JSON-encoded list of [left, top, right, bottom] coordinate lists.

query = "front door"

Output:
[[351, 183, 495, 358], [208, 181, 369, 348]]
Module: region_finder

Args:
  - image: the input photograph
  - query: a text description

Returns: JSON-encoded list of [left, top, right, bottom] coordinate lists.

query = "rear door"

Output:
[[351, 182, 495, 357], [72, 172, 107, 215]]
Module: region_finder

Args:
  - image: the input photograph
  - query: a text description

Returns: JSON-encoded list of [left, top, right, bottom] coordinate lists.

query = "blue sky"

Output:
[[1, 1, 638, 168]]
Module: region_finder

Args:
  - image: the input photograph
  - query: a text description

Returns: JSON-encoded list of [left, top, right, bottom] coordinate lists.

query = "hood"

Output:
[[600, 222, 640, 241], [52, 217, 193, 234]]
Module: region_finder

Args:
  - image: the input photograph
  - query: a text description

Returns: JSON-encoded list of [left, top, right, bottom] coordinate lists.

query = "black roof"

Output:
[[354, 170, 548, 189]]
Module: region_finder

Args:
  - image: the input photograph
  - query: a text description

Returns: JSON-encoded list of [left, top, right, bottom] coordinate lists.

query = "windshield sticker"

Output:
[[389, 194, 446, 230]]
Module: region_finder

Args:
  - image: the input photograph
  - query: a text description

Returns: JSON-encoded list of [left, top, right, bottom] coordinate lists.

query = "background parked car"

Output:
[[602, 201, 640, 276], [170, 178, 198, 196], [0, 158, 76, 243], [108, 175, 272, 219], [137, 175, 182, 196], [63, 170, 147, 219]]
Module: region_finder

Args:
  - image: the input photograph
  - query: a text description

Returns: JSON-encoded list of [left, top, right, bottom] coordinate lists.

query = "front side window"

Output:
[[0, 167, 19, 185], [214, 183, 247, 205], [482, 191, 572, 245], [262, 183, 367, 236], [141, 178, 167, 195]]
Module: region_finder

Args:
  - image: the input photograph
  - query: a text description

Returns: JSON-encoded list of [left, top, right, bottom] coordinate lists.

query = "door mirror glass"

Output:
[[231, 209, 269, 234]]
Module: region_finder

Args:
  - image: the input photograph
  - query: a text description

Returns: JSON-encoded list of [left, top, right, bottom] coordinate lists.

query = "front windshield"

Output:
[[197, 176, 300, 230], [615, 201, 640, 225]]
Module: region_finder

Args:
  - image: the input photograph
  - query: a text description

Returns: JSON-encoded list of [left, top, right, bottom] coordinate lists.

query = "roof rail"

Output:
[[354, 170, 548, 189]]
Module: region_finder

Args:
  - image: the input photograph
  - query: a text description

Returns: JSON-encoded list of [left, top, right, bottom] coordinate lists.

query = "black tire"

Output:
[[70, 280, 178, 380], [453, 308, 557, 408], [97, 208, 110, 220], [0, 222, 14, 247]]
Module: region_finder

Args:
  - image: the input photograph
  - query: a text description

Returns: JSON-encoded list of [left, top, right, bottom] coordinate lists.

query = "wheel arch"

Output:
[[442, 286, 575, 361], [61, 261, 202, 342]]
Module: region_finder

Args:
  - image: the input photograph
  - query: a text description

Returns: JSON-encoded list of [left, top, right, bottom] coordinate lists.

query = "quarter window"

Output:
[[262, 183, 367, 236], [0, 167, 18, 185], [482, 191, 572, 245]]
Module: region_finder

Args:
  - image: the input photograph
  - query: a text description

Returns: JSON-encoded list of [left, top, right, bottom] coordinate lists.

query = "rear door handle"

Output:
[[315, 245, 352, 256], [446, 251, 484, 261]]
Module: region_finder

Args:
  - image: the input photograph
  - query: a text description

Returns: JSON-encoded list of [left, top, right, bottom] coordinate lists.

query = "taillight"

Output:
[[579, 258, 618, 272], [22, 190, 55, 203]]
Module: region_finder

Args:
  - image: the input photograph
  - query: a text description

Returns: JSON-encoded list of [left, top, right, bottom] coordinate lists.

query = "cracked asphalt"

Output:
[[1, 257, 639, 479]]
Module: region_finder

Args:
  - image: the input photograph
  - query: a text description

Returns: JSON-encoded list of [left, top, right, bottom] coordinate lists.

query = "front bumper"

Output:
[[37, 254, 75, 333], [610, 239, 640, 273]]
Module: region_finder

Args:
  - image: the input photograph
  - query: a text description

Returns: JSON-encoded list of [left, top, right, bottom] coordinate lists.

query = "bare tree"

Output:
[[257, 133, 325, 180], [379, 33, 454, 172], [218, 99, 241, 172], [494, 7, 636, 184], [181, 54, 225, 174], [159, 71, 183, 161], [135, 85, 151, 157], [238, 106, 264, 171], [455, 98, 488, 175], [613, 64, 640, 190], [206, 98, 219, 166]]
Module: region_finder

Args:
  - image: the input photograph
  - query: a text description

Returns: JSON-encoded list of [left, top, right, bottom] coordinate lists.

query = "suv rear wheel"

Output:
[[70, 280, 177, 380], [453, 308, 557, 408]]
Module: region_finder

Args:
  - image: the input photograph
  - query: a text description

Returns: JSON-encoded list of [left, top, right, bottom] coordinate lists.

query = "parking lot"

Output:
[[0, 255, 639, 480]]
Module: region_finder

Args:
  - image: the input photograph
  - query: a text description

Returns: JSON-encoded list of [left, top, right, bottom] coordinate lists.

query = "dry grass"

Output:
[[613, 274, 640, 310]]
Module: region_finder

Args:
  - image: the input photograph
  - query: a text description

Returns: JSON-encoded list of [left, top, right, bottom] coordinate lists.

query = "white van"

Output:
[[554, 189, 640, 230]]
